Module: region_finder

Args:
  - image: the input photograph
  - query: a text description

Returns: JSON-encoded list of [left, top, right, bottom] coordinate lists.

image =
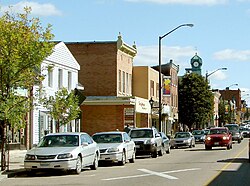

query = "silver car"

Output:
[[24, 132, 100, 174], [170, 132, 195, 149], [92, 131, 136, 165]]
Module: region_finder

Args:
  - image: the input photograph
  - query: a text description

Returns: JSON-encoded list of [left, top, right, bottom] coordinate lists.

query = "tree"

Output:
[[178, 73, 214, 130], [0, 7, 54, 170], [42, 88, 80, 133]]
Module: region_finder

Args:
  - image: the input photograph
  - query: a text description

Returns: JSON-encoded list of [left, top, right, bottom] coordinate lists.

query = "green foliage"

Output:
[[0, 7, 54, 128], [178, 73, 214, 129], [42, 88, 80, 132]]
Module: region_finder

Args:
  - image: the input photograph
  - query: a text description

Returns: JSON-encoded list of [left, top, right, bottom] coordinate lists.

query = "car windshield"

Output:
[[38, 135, 79, 147], [192, 130, 204, 135], [225, 125, 239, 131], [209, 129, 227, 134], [174, 133, 190, 138], [130, 129, 153, 138], [92, 134, 122, 143]]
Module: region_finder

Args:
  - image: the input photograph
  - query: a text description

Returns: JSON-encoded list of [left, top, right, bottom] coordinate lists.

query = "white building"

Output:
[[31, 42, 81, 145]]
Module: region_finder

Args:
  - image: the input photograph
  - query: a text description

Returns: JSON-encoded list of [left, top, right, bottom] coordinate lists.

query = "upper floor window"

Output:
[[68, 71, 72, 90], [150, 80, 154, 97], [58, 69, 63, 89], [122, 71, 125, 93], [118, 70, 122, 92], [48, 68, 53, 88]]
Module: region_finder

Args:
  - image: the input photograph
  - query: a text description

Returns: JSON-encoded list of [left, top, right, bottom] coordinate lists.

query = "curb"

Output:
[[1, 168, 27, 178]]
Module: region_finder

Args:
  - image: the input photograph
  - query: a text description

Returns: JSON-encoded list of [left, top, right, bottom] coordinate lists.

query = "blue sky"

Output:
[[1, 0, 250, 103]]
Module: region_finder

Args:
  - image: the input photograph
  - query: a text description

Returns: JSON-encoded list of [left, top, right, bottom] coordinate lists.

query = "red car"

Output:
[[204, 127, 232, 150]]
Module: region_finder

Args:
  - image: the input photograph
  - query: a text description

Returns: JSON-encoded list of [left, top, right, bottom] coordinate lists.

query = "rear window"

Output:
[[130, 129, 153, 138]]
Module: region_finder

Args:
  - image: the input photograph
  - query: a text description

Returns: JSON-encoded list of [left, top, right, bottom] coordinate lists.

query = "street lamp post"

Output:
[[149, 97, 155, 126], [225, 83, 238, 90], [205, 67, 227, 81], [158, 23, 193, 132]]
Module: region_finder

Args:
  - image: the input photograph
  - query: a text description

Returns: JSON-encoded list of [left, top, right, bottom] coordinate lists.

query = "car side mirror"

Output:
[[81, 142, 89, 146]]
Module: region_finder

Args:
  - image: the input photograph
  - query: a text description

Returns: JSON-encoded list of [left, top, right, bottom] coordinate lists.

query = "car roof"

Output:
[[130, 127, 154, 130], [46, 132, 87, 136], [210, 127, 228, 130], [92, 131, 125, 135]]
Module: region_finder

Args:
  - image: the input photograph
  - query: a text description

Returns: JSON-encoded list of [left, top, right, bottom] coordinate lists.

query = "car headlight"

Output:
[[144, 139, 154, 145], [107, 148, 120, 153], [25, 154, 36, 160], [223, 136, 229, 140], [206, 136, 211, 141], [57, 153, 73, 159]]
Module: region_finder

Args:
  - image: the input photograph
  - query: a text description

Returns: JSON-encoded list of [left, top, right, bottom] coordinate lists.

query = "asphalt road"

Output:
[[1, 139, 249, 186]]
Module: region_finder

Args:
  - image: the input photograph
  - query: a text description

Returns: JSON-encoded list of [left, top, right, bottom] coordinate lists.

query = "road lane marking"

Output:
[[204, 145, 248, 186], [138, 169, 178, 179], [103, 168, 201, 181]]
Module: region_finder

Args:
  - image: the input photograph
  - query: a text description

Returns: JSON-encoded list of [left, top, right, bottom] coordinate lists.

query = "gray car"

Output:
[[224, 124, 242, 143], [129, 127, 163, 158], [170, 132, 195, 149]]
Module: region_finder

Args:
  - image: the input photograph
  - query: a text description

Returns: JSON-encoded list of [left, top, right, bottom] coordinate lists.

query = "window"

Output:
[[68, 71, 72, 90], [150, 80, 154, 97], [126, 73, 129, 94], [48, 68, 53, 87], [156, 83, 159, 98], [122, 71, 125, 93], [58, 69, 63, 88], [129, 74, 132, 95], [119, 70, 122, 92]]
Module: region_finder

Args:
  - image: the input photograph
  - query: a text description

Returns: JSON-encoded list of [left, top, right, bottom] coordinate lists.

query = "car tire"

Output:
[[151, 150, 157, 158], [129, 151, 135, 163], [90, 152, 98, 170], [74, 156, 82, 174], [118, 151, 126, 166], [238, 139, 241, 143], [158, 146, 163, 156], [205, 145, 212, 150], [166, 146, 170, 154]]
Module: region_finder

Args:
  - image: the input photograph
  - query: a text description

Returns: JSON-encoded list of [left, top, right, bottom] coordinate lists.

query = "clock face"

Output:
[[193, 61, 199, 67]]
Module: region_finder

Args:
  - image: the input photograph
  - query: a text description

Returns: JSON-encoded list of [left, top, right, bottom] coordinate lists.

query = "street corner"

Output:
[[1, 168, 27, 178]]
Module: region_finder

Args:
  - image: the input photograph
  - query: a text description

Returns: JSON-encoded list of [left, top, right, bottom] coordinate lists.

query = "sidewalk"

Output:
[[0, 150, 27, 180]]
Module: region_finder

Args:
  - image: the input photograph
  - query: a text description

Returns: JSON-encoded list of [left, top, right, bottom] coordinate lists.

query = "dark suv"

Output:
[[224, 124, 242, 143], [128, 127, 163, 158]]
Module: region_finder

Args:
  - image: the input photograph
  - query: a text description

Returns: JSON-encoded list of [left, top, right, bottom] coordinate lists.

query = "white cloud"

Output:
[[1, 1, 62, 16], [213, 49, 250, 61], [125, 0, 228, 5], [133, 45, 196, 67]]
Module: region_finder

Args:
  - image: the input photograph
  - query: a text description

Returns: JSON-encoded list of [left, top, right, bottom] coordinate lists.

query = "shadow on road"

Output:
[[207, 158, 250, 186]]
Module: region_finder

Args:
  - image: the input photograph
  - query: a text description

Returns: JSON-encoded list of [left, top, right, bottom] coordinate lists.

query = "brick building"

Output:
[[66, 35, 152, 135]]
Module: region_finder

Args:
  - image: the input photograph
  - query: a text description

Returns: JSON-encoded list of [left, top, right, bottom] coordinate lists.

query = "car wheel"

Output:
[[205, 145, 212, 150], [166, 146, 170, 154], [151, 150, 157, 158], [129, 151, 135, 163], [158, 146, 163, 156], [75, 156, 82, 174], [90, 152, 98, 170], [238, 139, 241, 143], [118, 151, 126, 166]]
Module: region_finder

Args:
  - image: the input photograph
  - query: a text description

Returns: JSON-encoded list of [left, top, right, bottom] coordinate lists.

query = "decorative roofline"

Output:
[[117, 33, 137, 57]]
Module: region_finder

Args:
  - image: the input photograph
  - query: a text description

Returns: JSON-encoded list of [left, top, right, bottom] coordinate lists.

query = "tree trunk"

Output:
[[1, 121, 7, 171]]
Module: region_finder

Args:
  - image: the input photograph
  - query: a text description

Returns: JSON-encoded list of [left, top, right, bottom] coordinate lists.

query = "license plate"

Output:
[[135, 145, 140, 148], [214, 142, 219, 145], [40, 162, 50, 166]]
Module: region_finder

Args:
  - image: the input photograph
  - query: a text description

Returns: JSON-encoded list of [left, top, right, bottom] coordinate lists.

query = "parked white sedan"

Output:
[[92, 131, 136, 165], [24, 132, 100, 174]]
